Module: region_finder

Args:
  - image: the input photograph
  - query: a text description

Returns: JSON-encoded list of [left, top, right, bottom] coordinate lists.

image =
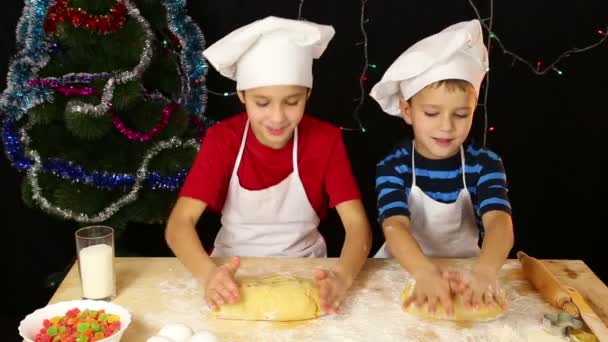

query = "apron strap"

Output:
[[292, 127, 299, 177], [232, 120, 250, 178], [460, 145, 467, 188], [411, 140, 417, 187]]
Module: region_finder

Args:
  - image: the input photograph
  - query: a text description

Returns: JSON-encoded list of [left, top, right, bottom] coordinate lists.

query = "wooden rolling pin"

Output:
[[517, 251, 580, 317], [566, 286, 608, 341]]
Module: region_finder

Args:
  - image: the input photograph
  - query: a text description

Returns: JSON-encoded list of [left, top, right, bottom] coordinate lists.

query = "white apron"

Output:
[[375, 142, 480, 258], [211, 121, 326, 257]]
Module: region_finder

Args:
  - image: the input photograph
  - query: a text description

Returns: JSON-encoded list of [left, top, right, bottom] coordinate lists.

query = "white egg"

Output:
[[157, 323, 194, 342], [146, 336, 174, 342], [189, 330, 220, 342]]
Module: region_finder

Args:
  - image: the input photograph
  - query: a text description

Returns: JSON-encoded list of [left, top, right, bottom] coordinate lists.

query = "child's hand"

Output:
[[203, 256, 241, 311], [442, 269, 467, 294], [404, 266, 455, 316], [313, 268, 353, 314], [457, 266, 508, 310]]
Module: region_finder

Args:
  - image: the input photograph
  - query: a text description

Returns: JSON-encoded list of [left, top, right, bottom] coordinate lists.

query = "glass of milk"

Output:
[[75, 225, 116, 300]]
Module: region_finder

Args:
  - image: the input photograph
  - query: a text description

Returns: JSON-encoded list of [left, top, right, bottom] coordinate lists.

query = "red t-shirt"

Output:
[[179, 113, 361, 219]]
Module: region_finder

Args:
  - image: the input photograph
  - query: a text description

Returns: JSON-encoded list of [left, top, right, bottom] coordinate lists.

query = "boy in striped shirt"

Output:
[[369, 20, 513, 315]]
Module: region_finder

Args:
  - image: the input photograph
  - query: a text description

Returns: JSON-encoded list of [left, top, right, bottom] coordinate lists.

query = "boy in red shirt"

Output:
[[166, 16, 371, 315]]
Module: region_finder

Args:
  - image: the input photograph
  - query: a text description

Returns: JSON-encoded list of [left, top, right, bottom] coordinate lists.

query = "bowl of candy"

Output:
[[18, 299, 131, 342]]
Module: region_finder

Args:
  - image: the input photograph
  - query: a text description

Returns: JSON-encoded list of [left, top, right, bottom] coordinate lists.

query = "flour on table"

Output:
[[138, 262, 559, 341]]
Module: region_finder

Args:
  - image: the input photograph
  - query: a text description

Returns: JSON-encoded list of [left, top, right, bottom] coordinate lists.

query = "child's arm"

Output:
[[383, 214, 455, 314], [476, 210, 514, 275], [335, 199, 371, 281], [166, 197, 240, 310], [457, 149, 513, 309], [375, 148, 455, 313], [459, 210, 513, 309], [165, 197, 215, 287], [382, 215, 433, 275], [313, 130, 372, 313], [314, 199, 371, 314]]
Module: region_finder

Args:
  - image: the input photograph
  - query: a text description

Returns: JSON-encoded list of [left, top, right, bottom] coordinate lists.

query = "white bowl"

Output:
[[19, 299, 132, 342]]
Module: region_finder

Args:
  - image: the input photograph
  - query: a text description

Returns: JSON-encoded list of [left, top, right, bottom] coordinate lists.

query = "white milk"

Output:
[[78, 244, 115, 299]]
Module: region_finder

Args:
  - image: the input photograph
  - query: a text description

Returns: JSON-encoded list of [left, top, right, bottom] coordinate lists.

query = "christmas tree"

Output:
[[1, 0, 210, 231]]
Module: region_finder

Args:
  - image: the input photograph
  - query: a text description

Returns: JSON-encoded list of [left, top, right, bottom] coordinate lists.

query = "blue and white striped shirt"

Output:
[[376, 140, 511, 228]]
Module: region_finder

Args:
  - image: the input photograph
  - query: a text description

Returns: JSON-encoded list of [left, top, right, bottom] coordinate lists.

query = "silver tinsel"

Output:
[[26, 135, 199, 223], [40, 72, 112, 85], [177, 57, 189, 106], [144, 89, 170, 102], [64, 0, 154, 117]]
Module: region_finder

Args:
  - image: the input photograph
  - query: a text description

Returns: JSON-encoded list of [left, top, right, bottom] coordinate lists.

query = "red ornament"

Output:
[[168, 33, 182, 49]]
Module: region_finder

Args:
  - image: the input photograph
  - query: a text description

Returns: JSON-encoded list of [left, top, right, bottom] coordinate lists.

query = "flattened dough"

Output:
[[213, 276, 321, 321], [400, 279, 506, 321]]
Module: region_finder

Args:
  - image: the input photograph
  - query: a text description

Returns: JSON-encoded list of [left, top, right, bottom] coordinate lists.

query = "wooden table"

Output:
[[48, 258, 608, 341]]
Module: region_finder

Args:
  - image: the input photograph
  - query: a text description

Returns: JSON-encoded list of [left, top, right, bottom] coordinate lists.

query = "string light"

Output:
[[297, 0, 304, 20], [296, 0, 370, 133], [202, 0, 608, 139], [468, 0, 607, 146], [341, 0, 369, 133], [468, 1, 607, 76], [208, 89, 236, 97], [467, 1, 494, 145]]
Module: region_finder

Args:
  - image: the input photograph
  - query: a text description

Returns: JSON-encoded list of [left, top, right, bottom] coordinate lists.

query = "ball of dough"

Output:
[[189, 331, 220, 342], [213, 276, 321, 321], [146, 336, 174, 342], [157, 323, 194, 342], [400, 279, 506, 321]]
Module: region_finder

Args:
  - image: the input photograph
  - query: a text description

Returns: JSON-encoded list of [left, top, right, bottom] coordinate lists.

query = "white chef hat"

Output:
[[202, 16, 335, 91], [370, 19, 489, 116]]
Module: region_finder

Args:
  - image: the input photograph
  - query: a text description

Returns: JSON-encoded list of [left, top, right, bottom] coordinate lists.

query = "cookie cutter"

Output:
[[543, 311, 584, 336]]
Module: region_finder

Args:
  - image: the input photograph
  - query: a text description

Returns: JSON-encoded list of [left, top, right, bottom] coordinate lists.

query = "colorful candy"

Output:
[[34, 308, 121, 342]]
